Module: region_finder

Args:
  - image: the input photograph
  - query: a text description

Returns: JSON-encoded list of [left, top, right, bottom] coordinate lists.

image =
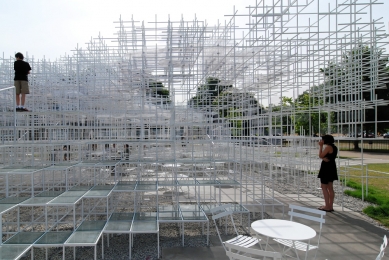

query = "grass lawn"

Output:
[[342, 163, 389, 227]]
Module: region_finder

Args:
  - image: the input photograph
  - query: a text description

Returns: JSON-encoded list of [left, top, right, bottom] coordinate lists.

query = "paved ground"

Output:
[[163, 152, 388, 259], [339, 150, 388, 160], [338, 150, 388, 167], [163, 196, 389, 259]]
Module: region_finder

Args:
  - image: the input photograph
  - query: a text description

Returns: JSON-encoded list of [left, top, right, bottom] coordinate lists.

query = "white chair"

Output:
[[273, 204, 326, 260], [210, 204, 260, 251], [376, 235, 388, 260], [225, 242, 282, 260], [250, 227, 262, 243]]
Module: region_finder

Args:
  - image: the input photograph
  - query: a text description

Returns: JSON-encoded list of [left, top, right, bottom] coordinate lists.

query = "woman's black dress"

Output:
[[318, 144, 338, 183]]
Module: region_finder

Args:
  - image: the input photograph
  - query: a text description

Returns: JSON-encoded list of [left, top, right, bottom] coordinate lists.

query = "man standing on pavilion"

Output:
[[14, 52, 32, 111]]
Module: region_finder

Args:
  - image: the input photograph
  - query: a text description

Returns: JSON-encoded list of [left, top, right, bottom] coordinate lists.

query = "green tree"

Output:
[[293, 91, 331, 135], [225, 109, 243, 137], [271, 93, 332, 136], [188, 77, 232, 109], [271, 97, 294, 135], [148, 81, 171, 105], [189, 77, 264, 137], [212, 91, 264, 137], [320, 45, 389, 134]]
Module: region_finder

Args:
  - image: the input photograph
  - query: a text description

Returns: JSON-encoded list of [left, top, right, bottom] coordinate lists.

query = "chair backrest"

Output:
[[210, 204, 239, 235], [212, 210, 232, 221], [288, 204, 326, 230], [225, 242, 282, 260], [211, 206, 240, 251], [209, 204, 235, 215], [376, 235, 388, 260], [288, 204, 326, 258]]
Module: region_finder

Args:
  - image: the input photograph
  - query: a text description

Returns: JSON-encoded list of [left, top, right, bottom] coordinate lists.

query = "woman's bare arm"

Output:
[[318, 140, 333, 158]]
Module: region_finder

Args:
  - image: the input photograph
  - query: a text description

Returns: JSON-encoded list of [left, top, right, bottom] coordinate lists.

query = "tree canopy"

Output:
[[188, 77, 264, 137], [271, 92, 332, 136], [294, 90, 332, 135], [188, 77, 232, 109], [320, 45, 389, 133], [147, 81, 171, 105], [212, 91, 264, 136]]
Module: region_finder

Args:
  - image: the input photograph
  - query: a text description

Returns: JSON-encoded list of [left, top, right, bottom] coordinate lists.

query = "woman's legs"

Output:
[[321, 183, 330, 210], [327, 182, 335, 210], [320, 182, 335, 211]]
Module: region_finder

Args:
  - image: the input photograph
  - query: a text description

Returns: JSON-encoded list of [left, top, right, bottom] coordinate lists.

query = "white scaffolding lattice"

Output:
[[0, 0, 388, 258]]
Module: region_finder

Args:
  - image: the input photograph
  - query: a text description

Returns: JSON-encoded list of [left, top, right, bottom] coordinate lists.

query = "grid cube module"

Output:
[[0, 0, 389, 258]]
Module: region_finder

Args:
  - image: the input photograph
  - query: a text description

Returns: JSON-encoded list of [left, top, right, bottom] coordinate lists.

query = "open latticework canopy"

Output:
[[0, 1, 388, 248]]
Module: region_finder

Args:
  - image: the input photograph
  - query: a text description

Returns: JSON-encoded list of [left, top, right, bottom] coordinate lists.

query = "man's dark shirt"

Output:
[[14, 60, 31, 81]]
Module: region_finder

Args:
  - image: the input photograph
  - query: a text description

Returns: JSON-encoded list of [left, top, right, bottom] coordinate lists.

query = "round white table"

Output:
[[251, 219, 316, 259], [251, 219, 316, 241]]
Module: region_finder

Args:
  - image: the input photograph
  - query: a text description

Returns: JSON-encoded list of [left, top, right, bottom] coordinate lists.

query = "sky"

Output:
[[1, 0, 253, 60], [1, 0, 387, 61]]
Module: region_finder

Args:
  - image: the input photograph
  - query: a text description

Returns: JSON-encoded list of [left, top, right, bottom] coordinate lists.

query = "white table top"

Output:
[[251, 219, 316, 241]]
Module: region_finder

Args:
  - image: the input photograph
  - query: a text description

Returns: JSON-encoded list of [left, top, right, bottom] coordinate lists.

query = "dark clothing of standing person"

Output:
[[317, 135, 338, 212], [14, 52, 31, 112], [318, 143, 338, 184]]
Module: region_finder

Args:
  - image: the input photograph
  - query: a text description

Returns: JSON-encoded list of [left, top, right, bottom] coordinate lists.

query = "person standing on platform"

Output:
[[14, 52, 32, 112], [317, 134, 338, 212]]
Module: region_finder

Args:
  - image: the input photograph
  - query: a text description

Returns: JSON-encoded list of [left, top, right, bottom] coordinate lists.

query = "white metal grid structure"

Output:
[[0, 0, 388, 258]]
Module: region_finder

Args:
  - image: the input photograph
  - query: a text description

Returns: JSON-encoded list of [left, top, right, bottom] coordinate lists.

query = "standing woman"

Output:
[[318, 135, 338, 212]]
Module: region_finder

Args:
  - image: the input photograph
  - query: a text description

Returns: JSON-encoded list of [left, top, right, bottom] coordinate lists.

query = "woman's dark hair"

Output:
[[15, 52, 24, 59], [322, 134, 335, 144]]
